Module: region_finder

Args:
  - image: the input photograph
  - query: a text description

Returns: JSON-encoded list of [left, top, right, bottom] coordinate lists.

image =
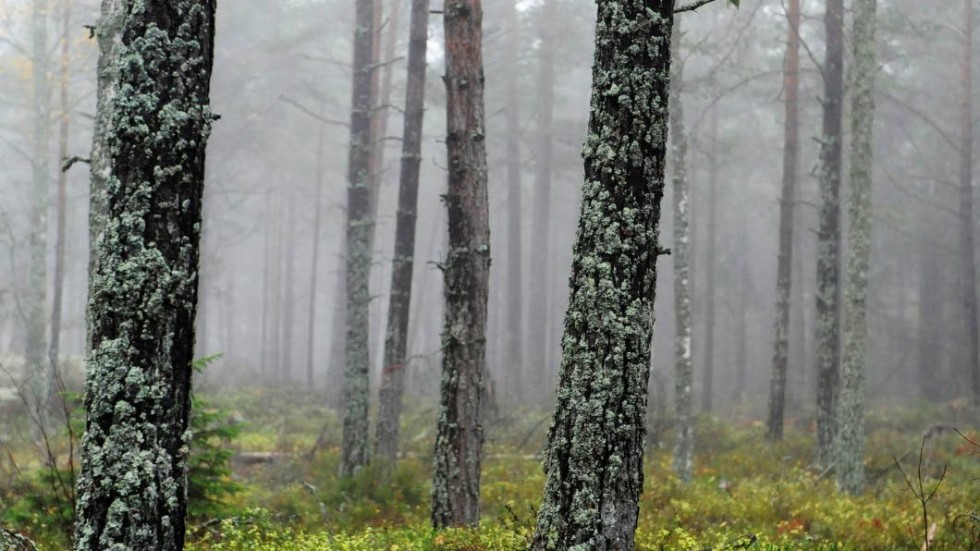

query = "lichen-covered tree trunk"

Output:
[[374, 0, 430, 466], [431, 0, 490, 529], [835, 0, 876, 495], [73, 1, 216, 549], [958, 0, 978, 407], [27, 0, 51, 407], [815, 0, 844, 467], [669, 19, 694, 485], [530, 2, 672, 549], [766, 0, 800, 442], [340, 0, 377, 477], [503, 0, 524, 404], [528, 0, 555, 396]]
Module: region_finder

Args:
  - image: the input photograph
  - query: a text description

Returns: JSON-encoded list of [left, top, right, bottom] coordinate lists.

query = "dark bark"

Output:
[[340, 0, 377, 476], [766, 0, 800, 442], [73, 1, 216, 549], [527, 0, 555, 395], [374, 0, 429, 466], [431, 0, 490, 529], [530, 2, 672, 549], [815, 0, 844, 466]]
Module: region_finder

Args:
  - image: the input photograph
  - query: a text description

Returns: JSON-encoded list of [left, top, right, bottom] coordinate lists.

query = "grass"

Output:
[[1, 385, 977, 550]]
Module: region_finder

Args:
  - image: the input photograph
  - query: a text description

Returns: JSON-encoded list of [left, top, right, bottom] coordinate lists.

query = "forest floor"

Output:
[[1, 385, 977, 550]]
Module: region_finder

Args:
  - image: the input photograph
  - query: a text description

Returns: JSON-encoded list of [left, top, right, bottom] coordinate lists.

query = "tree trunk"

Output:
[[27, 0, 51, 408], [815, 0, 844, 466], [527, 0, 555, 396], [835, 0, 876, 495], [504, 0, 524, 404], [734, 214, 749, 403], [530, 2, 672, 549], [701, 109, 718, 414], [306, 104, 328, 388], [341, 0, 377, 476], [49, 0, 72, 399], [431, 0, 490, 529], [670, 19, 694, 484], [918, 224, 941, 401], [766, 0, 800, 442], [281, 195, 298, 380], [958, 0, 978, 407], [374, 0, 429, 466], [73, 2, 216, 549]]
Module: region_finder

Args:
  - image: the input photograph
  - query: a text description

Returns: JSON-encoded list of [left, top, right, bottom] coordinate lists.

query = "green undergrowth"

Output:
[[2, 385, 977, 550]]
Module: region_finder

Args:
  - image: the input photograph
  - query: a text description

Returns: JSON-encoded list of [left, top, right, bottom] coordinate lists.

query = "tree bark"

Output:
[[530, 2, 672, 548], [835, 0, 876, 494], [374, 0, 429, 466], [815, 0, 844, 466], [431, 0, 490, 529], [766, 0, 800, 442], [527, 0, 555, 396], [73, 1, 216, 549], [669, 19, 694, 484], [340, 0, 378, 476]]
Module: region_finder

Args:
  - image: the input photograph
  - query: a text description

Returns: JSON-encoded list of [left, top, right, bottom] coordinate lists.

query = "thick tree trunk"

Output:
[[340, 0, 377, 476], [815, 0, 844, 466], [835, 0, 876, 494], [73, 2, 216, 549], [670, 19, 694, 484], [530, 2, 672, 549], [504, 0, 524, 404], [959, 0, 978, 407], [527, 0, 555, 396], [431, 0, 490, 529], [374, 0, 429, 466], [766, 0, 800, 442], [27, 0, 51, 406], [702, 109, 718, 414]]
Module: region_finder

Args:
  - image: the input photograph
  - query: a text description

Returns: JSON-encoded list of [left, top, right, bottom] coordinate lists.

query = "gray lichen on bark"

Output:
[[530, 1, 672, 549], [835, 0, 876, 495], [73, 1, 216, 549]]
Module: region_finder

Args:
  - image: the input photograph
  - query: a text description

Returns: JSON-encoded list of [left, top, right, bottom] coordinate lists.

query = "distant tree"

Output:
[[815, 0, 844, 466], [670, 18, 694, 484], [374, 0, 431, 466], [957, 0, 978, 407], [530, 0, 676, 546], [766, 0, 801, 442], [340, 0, 377, 477], [503, 0, 524, 404], [702, 108, 719, 414], [431, 0, 490, 529], [835, 0, 877, 494], [72, 1, 217, 549]]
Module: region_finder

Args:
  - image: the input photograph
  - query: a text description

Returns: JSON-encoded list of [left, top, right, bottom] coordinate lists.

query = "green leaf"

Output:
[[729, 0, 740, 6]]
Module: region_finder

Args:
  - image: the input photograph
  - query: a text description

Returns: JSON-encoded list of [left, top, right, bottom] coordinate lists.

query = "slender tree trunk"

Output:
[[835, 0, 876, 494], [374, 0, 429, 466], [27, 0, 51, 407], [530, 2, 672, 549], [48, 0, 71, 398], [73, 2, 216, 548], [341, 0, 378, 476], [734, 215, 749, 403], [328, 241, 347, 407], [670, 19, 694, 484], [918, 224, 941, 401], [306, 107, 327, 388], [701, 109, 718, 414], [815, 0, 844, 466], [281, 196, 298, 380], [958, 0, 978, 407], [504, 0, 524, 404], [431, 0, 490, 528], [527, 0, 555, 396], [766, 0, 800, 442]]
